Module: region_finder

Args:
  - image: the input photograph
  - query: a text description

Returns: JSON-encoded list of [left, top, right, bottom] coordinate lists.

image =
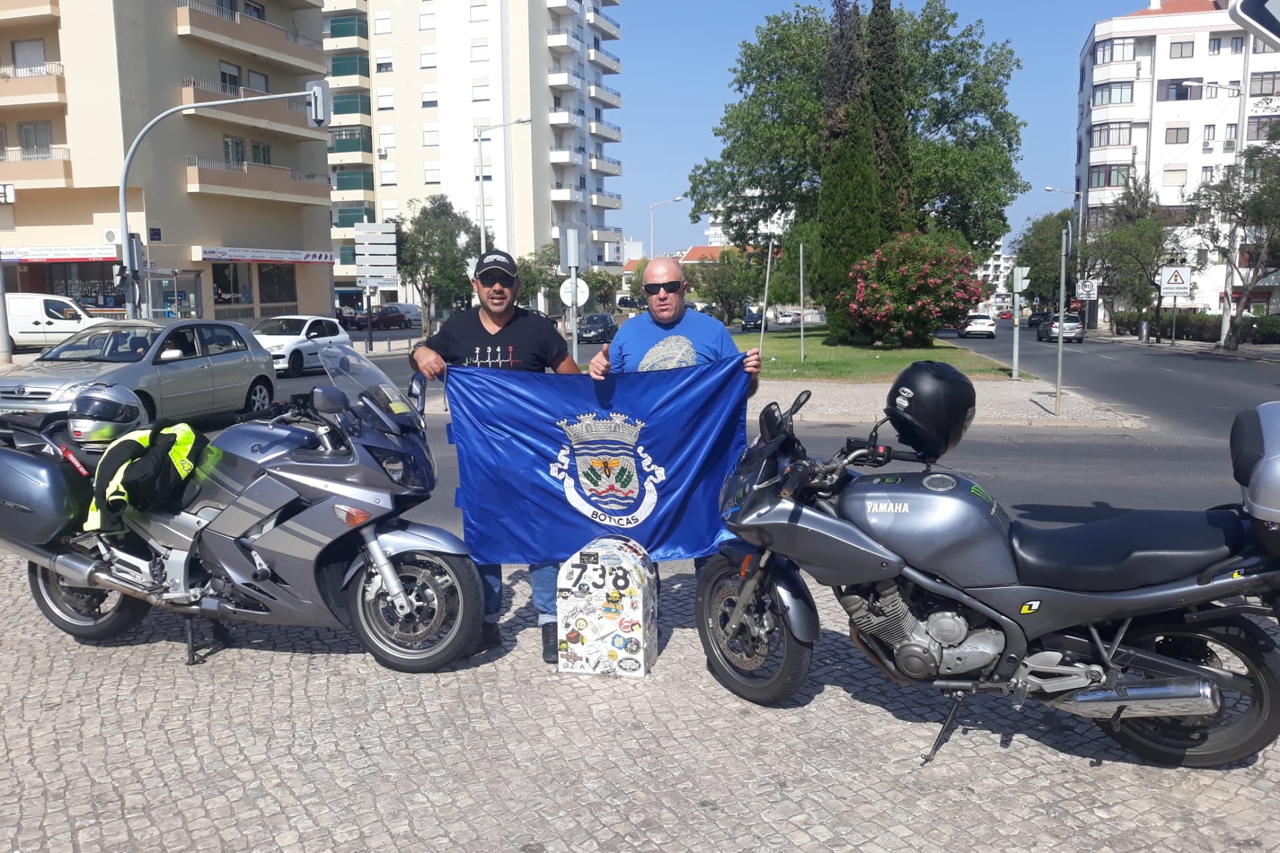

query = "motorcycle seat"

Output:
[[1009, 510, 1243, 592]]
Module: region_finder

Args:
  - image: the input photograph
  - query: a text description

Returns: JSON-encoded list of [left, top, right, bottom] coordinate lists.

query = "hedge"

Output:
[[1108, 311, 1280, 344]]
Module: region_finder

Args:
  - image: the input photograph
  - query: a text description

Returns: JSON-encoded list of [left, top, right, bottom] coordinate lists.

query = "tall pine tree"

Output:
[[867, 0, 912, 235], [816, 0, 883, 345]]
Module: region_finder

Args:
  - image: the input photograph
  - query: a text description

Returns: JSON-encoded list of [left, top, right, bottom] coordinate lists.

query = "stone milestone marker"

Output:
[[556, 535, 658, 678]]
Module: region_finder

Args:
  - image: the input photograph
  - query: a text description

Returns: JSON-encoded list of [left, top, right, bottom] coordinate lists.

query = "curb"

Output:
[[1093, 335, 1280, 365]]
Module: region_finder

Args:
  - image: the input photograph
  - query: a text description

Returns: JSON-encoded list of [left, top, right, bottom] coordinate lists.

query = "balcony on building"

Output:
[[332, 203, 375, 239], [548, 106, 584, 129], [0, 0, 59, 22], [176, 0, 326, 75], [548, 66, 583, 92], [591, 226, 623, 243], [324, 14, 369, 53], [551, 183, 584, 204], [589, 119, 622, 143], [328, 53, 370, 91], [589, 154, 621, 176], [598, 0, 618, 6], [330, 91, 372, 129], [0, 145, 70, 188], [550, 146, 585, 167], [181, 77, 329, 142], [323, 0, 366, 13], [547, 28, 583, 55], [186, 156, 331, 206], [279, 0, 322, 8], [547, 0, 584, 16], [334, 243, 358, 278], [588, 81, 621, 109], [0, 62, 66, 110], [590, 190, 622, 210], [588, 46, 621, 75], [332, 168, 374, 202], [586, 7, 620, 40], [328, 127, 374, 165]]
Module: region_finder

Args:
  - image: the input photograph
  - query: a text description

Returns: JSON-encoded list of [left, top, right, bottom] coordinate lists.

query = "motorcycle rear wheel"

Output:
[[347, 552, 483, 673], [696, 556, 812, 705], [27, 562, 151, 641], [1098, 616, 1280, 767]]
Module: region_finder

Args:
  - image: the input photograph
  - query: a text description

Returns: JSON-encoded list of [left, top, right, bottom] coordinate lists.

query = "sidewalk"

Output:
[[1091, 329, 1280, 364]]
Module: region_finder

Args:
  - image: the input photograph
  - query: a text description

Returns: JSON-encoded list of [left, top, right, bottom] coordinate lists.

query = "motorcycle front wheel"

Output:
[[347, 551, 483, 673], [28, 562, 151, 641], [1098, 616, 1280, 767], [695, 555, 812, 705]]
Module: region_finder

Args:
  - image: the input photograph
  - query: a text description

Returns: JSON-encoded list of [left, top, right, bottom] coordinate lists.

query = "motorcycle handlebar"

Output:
[[234, 401, 289, 424]]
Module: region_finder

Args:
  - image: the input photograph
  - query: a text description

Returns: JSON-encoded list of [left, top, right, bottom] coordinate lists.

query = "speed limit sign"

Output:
[[1075, 280, 1098, 301]]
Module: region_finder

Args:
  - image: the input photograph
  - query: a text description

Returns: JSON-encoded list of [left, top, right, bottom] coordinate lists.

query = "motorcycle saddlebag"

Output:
[[0, 446, 92, 546]]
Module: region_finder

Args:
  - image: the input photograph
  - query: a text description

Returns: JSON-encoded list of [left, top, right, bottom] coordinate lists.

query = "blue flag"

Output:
[[445, 357, 748, 564]]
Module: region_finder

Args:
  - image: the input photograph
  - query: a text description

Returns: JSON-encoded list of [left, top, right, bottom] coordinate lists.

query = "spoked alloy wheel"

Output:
[[1098, 617, 1280, 767], [27, 562, 151, 641], [695, 556, 812, 705], [347, 552, 483, 673]]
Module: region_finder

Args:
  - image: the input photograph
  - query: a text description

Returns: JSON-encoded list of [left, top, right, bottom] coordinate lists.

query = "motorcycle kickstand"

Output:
[[185, 616, 202, 666], [921, 691, 965, 765], [184, 617, 234, 666]]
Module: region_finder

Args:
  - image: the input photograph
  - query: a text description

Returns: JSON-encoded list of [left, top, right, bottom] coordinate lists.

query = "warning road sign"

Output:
[[1160, 266, 1192, 298]]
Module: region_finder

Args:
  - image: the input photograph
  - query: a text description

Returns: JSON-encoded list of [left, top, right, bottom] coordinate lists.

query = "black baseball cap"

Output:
[[475, 249, 518, 278]]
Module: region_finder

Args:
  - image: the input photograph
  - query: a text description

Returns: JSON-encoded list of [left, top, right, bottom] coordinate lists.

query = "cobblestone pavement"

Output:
[[4, 553, 1280, 852]]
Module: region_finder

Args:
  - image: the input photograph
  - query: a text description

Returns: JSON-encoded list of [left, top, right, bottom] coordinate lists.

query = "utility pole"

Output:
[[1056, 223, 1072, 417]]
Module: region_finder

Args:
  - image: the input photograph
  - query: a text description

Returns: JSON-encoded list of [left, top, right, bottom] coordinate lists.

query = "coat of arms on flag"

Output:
[[551, 412, 666, 528]]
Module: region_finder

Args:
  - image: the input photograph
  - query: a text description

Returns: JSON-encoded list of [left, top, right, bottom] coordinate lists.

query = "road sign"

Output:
[[1160, 265, 1192, 298], [355, 222, 396, 287], [1076, 280, 1098, 301], [360, 277, 396, 290], [1011, 266, 1030, 293], [559, 224, 584, 274], [560, 276, 588, 308], [1231, 0, 1280, 51], [993, 292, 1012, 306]]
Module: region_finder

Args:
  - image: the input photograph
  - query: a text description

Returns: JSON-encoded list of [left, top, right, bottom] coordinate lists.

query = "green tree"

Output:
[[516, 242, 562, 313], [684, 248, 762, 322], [1186, 128, 1280, 349], [867, 0, 912, 235], [626, 258, 649, 305], [583, 268, 621, 310], [394, 195, 482, 329], [1011, 210, 1075, 310]]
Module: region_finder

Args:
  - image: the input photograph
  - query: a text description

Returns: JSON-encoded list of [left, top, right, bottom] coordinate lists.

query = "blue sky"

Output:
[[608, 0, 1143, 257]]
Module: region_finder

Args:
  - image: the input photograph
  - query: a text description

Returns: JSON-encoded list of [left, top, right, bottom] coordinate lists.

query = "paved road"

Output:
[[946, 320, 1280, 439]]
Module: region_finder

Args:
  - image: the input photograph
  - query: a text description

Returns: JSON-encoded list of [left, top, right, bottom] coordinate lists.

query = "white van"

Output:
[[384, 302, 422, 328], [6, 293, 105, 348]]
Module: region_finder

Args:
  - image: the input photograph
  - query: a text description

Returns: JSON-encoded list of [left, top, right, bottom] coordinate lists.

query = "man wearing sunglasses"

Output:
[[410, 248, 580, 661]]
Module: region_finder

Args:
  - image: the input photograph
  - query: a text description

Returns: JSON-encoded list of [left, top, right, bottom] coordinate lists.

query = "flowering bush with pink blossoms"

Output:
[[831, 232, 988, 347]]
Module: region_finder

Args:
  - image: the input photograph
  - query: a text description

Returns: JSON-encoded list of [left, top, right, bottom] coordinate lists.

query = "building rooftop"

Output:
[[1127, 0, 1222, 17], [681, 246, 723, 264]]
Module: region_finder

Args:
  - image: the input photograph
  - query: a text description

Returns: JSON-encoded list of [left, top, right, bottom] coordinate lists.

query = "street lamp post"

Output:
[[1046, 185, 1086, 323], [474, 117, 531, 256], [649, 196, 683, 259], [1045, 186, 1083, 418]]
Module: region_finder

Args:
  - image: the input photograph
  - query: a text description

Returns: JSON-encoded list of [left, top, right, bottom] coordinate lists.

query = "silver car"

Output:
[[1036, 313, 1085, 343], [0, 320, 275, 423]]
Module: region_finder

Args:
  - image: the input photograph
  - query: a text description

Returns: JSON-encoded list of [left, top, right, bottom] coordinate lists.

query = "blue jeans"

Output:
[[476, 562, 560, 624]]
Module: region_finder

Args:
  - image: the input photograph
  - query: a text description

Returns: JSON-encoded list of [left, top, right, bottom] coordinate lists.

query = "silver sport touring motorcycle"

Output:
[[0, 344, 483, 671]]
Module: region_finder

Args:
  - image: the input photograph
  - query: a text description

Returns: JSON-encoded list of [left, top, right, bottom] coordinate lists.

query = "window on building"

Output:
[[1205, 81, 1220, 98], [1248, 115, 1280, 140], [421, 48, 437, 69], [1252, 71, 1280, 96], [380, 200, 399, 220], [1233, 36, 1245, 53], [1170, 41, 1194, 58], [258, 264, 297, 305], [422, 128, 439, 146], [1202, 165, 1215, 182], [376, 49, 392, 72], [1090, 121, 1131, 147], [223, 135, 245, 164], [251, 141, 271, 165], [1205, 124, 1217, 140], [376, 87, 394, 110], [374, 10, 391, 34], [1228, 123, 1239, 140], [1198, 248, 1210, 266], [380, 162, 397, 185], [212, 263, 252, 305], [1165, 127, 1190, 144], [219, 60, 241, 91], [472, 83, 489, 101], [1079, 66, 1085, 93], [1163, 168, 1188, 187], [1156, 78, 1202, 100], [422, 96, 438, 110], [1209, 37, 1221, 55], [1256, 38, 1279, 53], [424, 167, 441, 185], [419, 11, 435, 29], [378, 126, 396, 149], [472, 44, 489, 62], [1231, 79, 1242, 96], [470, 3, 487, 22], [1088, 164, 1130, 188], [1076, 138, 1082, 164], [1094, 37, 1135, 65], [247, 70, 268, 93], [243, 1, 264, 20], [1093, 81, 1134, 106], [473, 166, 491, 182]]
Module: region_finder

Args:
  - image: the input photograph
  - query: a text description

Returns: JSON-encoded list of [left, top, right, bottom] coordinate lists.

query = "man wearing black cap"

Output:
[[410, 248, 579, 662]]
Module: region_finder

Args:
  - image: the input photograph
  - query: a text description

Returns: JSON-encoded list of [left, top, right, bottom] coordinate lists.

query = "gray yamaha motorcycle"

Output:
[[0, 344, 483, 672], [698, 361, 1280, 767]]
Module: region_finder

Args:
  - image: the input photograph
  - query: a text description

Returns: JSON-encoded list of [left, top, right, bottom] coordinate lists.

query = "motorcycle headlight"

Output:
[[369, 447, 429, 491]]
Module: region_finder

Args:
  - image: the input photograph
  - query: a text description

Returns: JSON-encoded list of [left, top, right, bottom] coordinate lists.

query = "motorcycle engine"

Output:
[[839, 581, 1005, 679]]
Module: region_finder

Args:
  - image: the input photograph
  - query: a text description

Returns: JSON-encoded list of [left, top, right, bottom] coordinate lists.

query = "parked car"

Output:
[[577, 313, 618, 344], [334, 306, 357, 329], [997, 310, 1013, 320], [383, 302, 422, 328], [251, 315, 352, 378], [959, 313, 996, 339], [1027, 311, 1051, 328], [5, 293, 106, 350], [776, 311, 798, 326], [741, 311, 768, 332], [0, 320, 274, 426], [352, 305, 409, 331], [617, 295, 642, 310], [1037, 313, 1085, 343]]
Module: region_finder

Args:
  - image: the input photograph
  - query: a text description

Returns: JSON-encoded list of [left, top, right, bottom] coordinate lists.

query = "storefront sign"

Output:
[[0, 245, 119, 263], [192, 246, 335, 264]]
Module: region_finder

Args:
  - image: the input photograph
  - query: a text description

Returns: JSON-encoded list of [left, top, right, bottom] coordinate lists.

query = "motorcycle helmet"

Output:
[[68, 382, 145, 447], [884, 361, 975, 462]]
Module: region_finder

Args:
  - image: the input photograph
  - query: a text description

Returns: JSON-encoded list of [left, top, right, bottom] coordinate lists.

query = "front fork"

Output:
[[358, 526, 413, 617], [723, 551, 771, 639]]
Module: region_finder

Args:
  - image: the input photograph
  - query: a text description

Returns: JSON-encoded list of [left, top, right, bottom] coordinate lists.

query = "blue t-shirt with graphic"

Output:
[[609, 308, 740, 373]]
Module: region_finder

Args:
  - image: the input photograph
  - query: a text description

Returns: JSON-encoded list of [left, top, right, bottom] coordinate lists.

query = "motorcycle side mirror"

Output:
[[408, 373, 426, 413], [759, 402, 783, 441], [312, 385, 349, 415], [788, 390, 812, 417]]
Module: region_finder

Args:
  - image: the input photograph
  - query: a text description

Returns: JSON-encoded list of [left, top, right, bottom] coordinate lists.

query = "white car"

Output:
[[251, 315, 351, 378], [776, 311, 798, 326], [959, 313, 996, 339]]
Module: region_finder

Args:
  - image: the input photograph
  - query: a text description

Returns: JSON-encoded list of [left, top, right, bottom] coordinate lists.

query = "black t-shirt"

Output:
[[426, 307, 567, 372]]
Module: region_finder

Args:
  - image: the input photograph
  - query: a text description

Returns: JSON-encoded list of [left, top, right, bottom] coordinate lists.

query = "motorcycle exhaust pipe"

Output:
[[0, 534, 161, 603], [1044, 678, 1220, 720]]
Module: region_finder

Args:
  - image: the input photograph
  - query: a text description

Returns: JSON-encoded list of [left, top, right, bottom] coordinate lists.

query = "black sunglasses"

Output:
[[478, 274, 515, 289], [643, 281, 682, 296]]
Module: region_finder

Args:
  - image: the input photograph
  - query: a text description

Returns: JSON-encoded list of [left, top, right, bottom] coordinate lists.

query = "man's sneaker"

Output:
[[541, 623, 559, 665], [475, 621, 501, 653]]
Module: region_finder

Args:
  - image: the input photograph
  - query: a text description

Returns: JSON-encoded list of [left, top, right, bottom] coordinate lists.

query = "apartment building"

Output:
[[324, 0, 624, 309], [977, 237, 1015, 290], [1077, 0, 1280, 314], [0, 0, 333, 322]]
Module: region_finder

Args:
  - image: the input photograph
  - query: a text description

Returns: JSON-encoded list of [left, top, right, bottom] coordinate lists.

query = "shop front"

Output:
[[192, 246, 334, 322], [0, 245, 126, 318]]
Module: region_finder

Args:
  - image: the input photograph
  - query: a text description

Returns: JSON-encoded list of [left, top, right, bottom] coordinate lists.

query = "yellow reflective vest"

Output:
[[84, 423, 206, 532]]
